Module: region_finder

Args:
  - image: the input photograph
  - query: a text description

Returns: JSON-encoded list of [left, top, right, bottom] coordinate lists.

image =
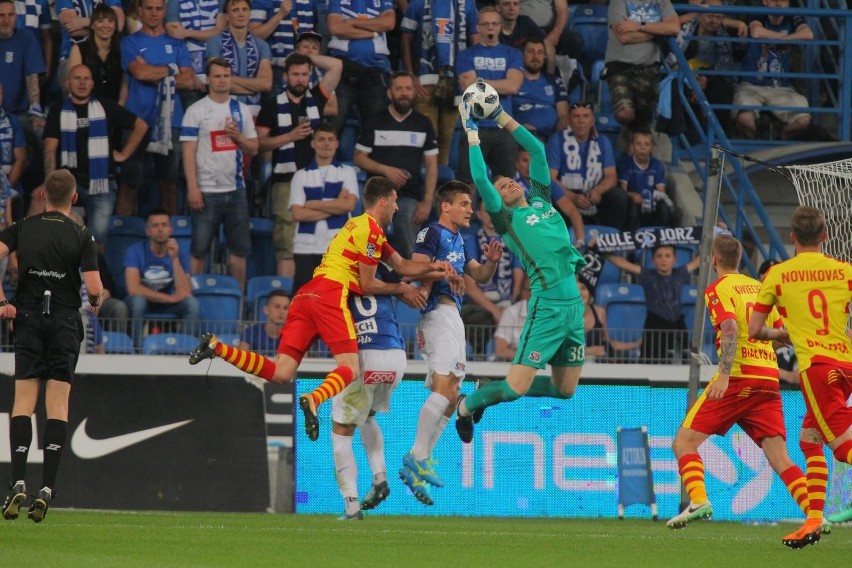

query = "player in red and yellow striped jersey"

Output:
[[668, 234, 809, 529], [749, 206, 852, 548], [188, 177, 456, 441]]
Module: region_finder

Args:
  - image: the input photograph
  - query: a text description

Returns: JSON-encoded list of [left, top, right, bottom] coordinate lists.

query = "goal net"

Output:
[[783, 157, 852, 523], [784, 158, 852, 263]]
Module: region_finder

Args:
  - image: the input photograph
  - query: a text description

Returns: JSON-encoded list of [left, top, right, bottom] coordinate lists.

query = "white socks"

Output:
[[411, 392, 450, 461], [332, 433, 358, 502], [360, 416, 387, 485]]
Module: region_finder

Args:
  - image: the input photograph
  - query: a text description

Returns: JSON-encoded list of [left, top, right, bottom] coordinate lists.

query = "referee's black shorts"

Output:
[[13, 306, 84, 382]]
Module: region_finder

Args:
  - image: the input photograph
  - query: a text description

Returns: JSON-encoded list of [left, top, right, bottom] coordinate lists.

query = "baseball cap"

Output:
[[296, 31, 324, 46]]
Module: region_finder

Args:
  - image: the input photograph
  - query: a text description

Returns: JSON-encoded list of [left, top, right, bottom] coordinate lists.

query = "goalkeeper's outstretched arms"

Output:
[[460, 101, 504, 214], [469, 101, 551, 200]]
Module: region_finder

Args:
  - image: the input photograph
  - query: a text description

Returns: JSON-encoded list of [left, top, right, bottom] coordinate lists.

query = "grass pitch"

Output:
[[2, 510, 847, 567]]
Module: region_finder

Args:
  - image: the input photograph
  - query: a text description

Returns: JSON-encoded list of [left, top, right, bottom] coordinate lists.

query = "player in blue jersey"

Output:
[[331, 265, 411, 520], [399, 181, 503, 505], [454, 86, 587, 445]]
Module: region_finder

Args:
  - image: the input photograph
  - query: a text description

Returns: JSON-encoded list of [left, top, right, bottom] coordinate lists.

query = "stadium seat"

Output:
[[101, 331, 135, 354], [105, 215, 147, 298], [570, 6, 608, 67], [246, 275, 294, 321], [191, 274, 242, 335], [141, 333, 200, 355], [190, 273, 241, 293], [592, 60, 620, 139], [595, 283, 646, 346], [394, 298, 422, 354], [217, 333, 241, 348], [248, 217, 275, 279]]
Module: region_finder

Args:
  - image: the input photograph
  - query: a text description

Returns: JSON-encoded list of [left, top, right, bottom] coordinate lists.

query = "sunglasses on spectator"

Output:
[[570, 102, 594, 111]]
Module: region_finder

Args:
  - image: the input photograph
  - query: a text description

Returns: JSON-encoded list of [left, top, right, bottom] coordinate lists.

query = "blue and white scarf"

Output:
[[297, 159, 350, 234], [177, 0, 219, 49], [416, 0, 468, 84], [557, 126, 603, 216], [60, 97, 110, 194], [0, 108, 15, 176], [147, 75, 176, 156], [220, 28, 261, 110], [226, 98, 247, 190], [272, 90, 320, 176], [268, 0, 313, 67], [19, 0, 42, 30]]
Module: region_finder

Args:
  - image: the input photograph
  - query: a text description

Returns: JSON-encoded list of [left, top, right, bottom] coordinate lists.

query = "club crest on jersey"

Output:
[[532, 201, 543, 208], [525, 214, 540, 225], [528, 351, 541, 362]]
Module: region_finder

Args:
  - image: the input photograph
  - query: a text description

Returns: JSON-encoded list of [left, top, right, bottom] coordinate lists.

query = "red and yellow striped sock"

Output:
[[678, 454, 708, 504], [780, 465, 810, 515], [832, 439, 852, 465], [800, 441, 827, 521], [214, 341, 276, 381], [308, 366, 354, 407]]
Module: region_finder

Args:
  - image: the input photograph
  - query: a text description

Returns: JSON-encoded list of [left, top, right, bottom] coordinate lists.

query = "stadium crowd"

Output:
[[0, 0, 824, 359]]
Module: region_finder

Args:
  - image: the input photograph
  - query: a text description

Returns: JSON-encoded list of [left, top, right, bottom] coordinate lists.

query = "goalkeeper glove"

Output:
[[485, 102, 512, 129], [458, 101, 480, 145]]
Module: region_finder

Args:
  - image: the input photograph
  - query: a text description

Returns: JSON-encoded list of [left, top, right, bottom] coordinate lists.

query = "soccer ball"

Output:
[[463, 80, 500, 119]]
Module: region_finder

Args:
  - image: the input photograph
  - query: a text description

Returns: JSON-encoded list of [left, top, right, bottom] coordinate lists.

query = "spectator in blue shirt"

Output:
[[124, 208, 200, 347], [513, 38, 569, 141], [617, 130, 673, 230], [239, 289, 291, 355], [455, 6, 523, 183]]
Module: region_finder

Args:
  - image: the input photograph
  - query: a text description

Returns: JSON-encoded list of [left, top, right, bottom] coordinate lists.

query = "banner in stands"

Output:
[[0, 374, 269, 512], [295, 379, 821, 521]]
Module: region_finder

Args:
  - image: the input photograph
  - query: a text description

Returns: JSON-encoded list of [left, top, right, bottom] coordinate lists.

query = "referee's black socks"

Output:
[[42, 419, 68, 492], [9, 415, 32, 482]]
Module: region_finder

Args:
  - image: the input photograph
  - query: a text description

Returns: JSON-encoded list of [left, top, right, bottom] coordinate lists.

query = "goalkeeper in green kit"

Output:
[[454, 85, 587, 443]]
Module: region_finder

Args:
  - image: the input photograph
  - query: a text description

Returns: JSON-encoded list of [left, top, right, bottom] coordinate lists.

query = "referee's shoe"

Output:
[[2, 481, 27, 520], [27, 487, 52, 523]]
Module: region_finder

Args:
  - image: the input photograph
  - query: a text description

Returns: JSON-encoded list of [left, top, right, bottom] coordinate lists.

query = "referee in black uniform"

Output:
[[0, 170, 102, 523]]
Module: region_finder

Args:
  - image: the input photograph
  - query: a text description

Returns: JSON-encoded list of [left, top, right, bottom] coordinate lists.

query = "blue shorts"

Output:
[[190, 190, 252, 257]]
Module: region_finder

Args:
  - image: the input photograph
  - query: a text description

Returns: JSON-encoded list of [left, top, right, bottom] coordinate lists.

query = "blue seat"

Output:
[[105, 215, 147, 298], [570, 7, 608, 66], [102, 331, 135, 354], [394, 299, 422, 354], [217, 333, 242, 348], [246, 275, 294, 321], [591, 60, 620, 136], [190, 273, 242, 334], [595, 283, 646, 345], [142, 333, 200, 355], [191, 273, 241, 293], [248, 217, 276, 279]]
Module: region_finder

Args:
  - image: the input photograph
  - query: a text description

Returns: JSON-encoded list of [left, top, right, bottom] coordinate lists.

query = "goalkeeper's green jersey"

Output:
[[469, 124, 585, 301]]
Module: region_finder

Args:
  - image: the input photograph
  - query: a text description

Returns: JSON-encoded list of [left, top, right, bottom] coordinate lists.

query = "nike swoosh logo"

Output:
[[71, 418, 193, 459], [687, 505, 704, 513]]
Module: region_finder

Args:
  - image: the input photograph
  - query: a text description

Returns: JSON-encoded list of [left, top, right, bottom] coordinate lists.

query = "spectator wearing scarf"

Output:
[[256, 52, 341, 277], [206, 0, 273, 118], [43, 64, 148, 247], [400, 0, 477, 166]]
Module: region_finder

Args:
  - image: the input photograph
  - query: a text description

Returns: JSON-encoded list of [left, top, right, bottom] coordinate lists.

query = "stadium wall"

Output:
[[0, 355, 824, 521]]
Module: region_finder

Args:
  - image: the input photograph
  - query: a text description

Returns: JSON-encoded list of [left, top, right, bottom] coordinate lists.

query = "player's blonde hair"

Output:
[[791, 206, 826, 246], [712, 233, 741, 269]]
